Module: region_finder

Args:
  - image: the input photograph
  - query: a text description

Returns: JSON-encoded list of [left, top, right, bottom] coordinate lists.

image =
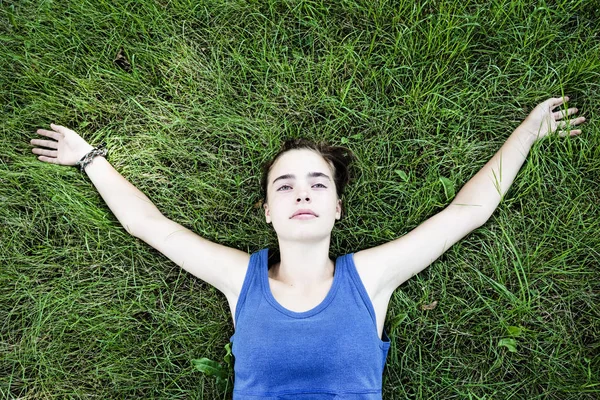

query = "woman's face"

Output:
[[264, 149, 342, 242]]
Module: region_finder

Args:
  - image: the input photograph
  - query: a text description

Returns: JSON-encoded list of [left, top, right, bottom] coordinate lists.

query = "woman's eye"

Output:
[[276, 183, 326, 191]]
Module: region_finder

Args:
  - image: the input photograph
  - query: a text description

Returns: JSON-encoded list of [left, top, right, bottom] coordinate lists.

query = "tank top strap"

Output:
[[233, 248, 267, 325], [337, 252, 383, 338]]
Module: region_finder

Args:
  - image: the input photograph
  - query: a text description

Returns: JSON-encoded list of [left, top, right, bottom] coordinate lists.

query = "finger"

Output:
[[556, 116, 586, 129], [50, 123, 73, 135], [549, 96, 569, 107], [557, 129, 582, 137], [37, 155, 59, 164], [32, 148, 58, 158], [30, 139, 58, 149], [36, 128, 61, 141], [568, 116, 586, 126], [553, 107, 578, 120]]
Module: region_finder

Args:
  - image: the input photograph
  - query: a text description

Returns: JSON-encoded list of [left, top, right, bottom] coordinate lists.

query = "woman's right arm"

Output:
[[30, 124, 249, 304], [82, 155, 161, 234], [86, 157, 249, 307]]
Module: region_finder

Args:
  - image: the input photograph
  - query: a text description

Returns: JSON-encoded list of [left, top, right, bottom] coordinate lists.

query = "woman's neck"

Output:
[[270, 239, 334, 287]]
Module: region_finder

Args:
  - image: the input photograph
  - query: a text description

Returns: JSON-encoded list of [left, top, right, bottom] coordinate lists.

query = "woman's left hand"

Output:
[[519, 96, 586, 141]]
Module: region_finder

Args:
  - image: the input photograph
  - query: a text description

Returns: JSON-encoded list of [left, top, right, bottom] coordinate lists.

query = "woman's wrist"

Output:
[[82, 152, 108, 173], [78, 144, 95, 160], [514, 124, 540, 146], [506, 126, 538, 157], [76, 143, 108, 172]]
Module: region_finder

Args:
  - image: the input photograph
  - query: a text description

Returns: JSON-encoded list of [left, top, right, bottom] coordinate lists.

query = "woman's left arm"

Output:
[[355, 97, 585, 299], [450, 96, 584, 223]]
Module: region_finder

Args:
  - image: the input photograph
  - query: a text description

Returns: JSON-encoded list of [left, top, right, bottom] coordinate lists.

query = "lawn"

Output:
[[1, 0, 599, 398]]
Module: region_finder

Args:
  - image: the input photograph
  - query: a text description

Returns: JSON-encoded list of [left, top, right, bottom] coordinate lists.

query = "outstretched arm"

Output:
[[450, 96, 584, 223], [30, 124, 250, 306], [355, 97, 586, 300]]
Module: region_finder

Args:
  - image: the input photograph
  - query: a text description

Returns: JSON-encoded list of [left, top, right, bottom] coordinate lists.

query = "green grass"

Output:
[[1, 0, 599, 398]]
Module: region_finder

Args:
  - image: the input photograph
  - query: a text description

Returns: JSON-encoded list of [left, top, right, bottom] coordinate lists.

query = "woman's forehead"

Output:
[[270, 149, 333, 177]]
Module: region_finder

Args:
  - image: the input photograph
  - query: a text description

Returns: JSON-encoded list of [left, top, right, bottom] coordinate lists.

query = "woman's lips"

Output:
[[291, 209, 318, 218], [291, 214, 317, 220]]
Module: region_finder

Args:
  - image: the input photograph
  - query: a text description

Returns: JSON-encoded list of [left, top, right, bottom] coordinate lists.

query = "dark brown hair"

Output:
[[260, 138, 356, 219]]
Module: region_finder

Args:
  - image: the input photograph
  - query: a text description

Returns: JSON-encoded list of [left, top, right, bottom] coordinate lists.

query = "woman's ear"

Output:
[[264, 202, 271, 224], [335, 199, 342, 220]]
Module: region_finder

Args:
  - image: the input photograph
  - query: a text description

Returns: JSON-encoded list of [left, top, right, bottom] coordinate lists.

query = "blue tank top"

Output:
[[230, 248, 391, 399]]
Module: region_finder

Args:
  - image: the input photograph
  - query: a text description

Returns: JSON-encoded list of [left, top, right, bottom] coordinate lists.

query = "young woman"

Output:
[[30, 97, 584, 399]]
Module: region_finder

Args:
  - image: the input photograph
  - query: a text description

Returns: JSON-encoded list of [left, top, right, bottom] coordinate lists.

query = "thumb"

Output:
[[50, 123, 72, 135], [51, 123, 63, 132], [549, 96, 569, 108]]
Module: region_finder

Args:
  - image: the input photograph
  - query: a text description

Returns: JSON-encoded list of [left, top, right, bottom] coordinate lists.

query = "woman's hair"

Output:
[[260, 138, 356, 219]]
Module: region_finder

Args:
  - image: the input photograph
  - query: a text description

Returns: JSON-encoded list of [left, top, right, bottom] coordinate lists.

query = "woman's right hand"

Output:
[[30, 123, 95, 166]]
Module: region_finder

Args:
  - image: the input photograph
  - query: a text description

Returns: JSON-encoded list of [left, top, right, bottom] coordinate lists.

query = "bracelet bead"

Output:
[[75, 143, 108, 172]]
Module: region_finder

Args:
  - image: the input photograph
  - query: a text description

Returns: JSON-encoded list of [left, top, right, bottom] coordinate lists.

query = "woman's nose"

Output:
[[296, 189, 310, 202]]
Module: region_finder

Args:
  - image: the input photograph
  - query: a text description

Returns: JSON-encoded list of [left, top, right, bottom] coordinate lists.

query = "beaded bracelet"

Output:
[[75, 143, 108, 172]]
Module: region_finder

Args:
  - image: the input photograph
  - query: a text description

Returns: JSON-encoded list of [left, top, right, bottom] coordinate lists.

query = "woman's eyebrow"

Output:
[[272, 172, 331, 184]]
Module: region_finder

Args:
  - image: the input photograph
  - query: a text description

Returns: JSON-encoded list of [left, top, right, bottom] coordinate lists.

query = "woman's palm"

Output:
[[520, 97, 584, 140], [31, 124, 94, 166]]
